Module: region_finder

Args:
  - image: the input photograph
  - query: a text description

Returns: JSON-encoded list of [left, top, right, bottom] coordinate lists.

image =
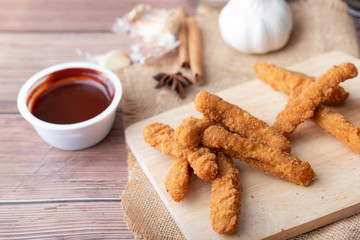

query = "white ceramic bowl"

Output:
[[17, 62, 122, 150]]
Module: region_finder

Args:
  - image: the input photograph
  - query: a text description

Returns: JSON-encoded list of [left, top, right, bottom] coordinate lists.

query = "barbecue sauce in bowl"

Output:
[[27, 68, 114, 124]]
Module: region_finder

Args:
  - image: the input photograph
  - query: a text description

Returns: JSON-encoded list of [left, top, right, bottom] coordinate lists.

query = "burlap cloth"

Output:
[[119, 0, 360, 239]]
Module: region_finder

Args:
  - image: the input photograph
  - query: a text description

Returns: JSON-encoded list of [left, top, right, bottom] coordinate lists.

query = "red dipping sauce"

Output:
[[27, 68, 114, 124]]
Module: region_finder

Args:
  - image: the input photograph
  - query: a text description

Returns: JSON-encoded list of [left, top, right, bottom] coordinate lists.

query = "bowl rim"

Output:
[[17, 62, 122, 131]]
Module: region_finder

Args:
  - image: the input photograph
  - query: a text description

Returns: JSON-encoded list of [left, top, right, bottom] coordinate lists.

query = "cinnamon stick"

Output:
[[186, 17, 205, 86], [176, 8, 190, 68]]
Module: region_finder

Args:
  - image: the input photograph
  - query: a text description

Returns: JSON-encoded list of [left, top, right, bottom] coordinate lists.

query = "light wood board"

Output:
[[125, 51, 360, 240]]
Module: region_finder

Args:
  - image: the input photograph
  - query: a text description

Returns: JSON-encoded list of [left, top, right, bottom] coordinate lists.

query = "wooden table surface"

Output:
[[0, 0, 196, 239], [0, 0, 358, 239]]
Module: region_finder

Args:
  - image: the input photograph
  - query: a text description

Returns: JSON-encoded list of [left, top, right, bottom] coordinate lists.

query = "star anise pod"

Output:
[[153, 72, 193, 99]]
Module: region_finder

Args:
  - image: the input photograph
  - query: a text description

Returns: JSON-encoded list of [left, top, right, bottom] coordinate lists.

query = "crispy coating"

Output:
[[174, 116, 215, 148], [143, 122, 218, 181], [202, 125, 315, 186], [273, 63, 358, 137], [194, 91, 291, 152], [210, 152, 242, 234], [253, 62, 349, 105], [312, 106, 360, 154], [165, 157, 191, 202], [254, 62, 360, 154]]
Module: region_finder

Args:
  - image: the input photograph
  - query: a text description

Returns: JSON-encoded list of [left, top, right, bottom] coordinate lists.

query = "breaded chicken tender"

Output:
[[143, 122, 218, 181], [253, 62, 349, 105], [174, 116, 214, 148], [254, 62, 360, 154], [202, 125, 315, 186], [210, 152, 242, 234], [165, 157, 191, 202], [273, 63, 358, 137], [194, 91, 291, 152], [312, 106, 360, 154]]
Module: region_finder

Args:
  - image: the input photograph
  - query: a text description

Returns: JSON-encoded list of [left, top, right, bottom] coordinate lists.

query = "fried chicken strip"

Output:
[[202, 125, 315, 186], [312, 106, 360, 154], [253, 62, 349, 105], [210, 152, 242, 234], [143, 122, 218, 181], [174, 116, 214, 148], [273, 63, 358, 137], [194, 91, 291, 152], [254, 62, 360, 154], [165, 157, 191, 202]]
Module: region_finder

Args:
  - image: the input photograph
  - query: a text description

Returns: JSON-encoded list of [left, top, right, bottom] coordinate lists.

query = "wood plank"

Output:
[[0, 1, 193, 239], [0, 0, 196, 32], [0, 201, 133, 239], [0, 112, 128, 200], [0, 33, 133, 113], [125, 51, 360, 239]]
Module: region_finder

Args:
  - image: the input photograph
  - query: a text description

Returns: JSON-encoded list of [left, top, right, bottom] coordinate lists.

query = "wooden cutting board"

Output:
[[125, 51, 360, 240]]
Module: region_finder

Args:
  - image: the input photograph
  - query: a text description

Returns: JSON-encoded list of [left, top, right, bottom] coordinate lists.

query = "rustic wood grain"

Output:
[[0, 0, 196, 239], [0, 111, 133, 238], [0, 0, 196, 238], [0, 201, 133, 239], [0, 0, 196, 32], [0, 112, 127, 200]]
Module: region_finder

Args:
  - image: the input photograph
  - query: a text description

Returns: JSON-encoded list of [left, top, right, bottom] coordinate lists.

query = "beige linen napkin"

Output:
[[120, 0, 360, 239]]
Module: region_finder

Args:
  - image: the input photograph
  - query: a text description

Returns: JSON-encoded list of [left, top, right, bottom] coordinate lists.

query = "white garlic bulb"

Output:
[[219, 0, 293, 54]]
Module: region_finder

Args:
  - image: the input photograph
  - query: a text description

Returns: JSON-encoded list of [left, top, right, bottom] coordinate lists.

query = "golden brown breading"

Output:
[[272, 63, 358, 137], [253, 62, 349, 105], [165, 157, 191, 202], [202, 125, 315, 186], [194, 91, 291, 152], [254, 62, 360, 154], [143, 122, 218, 181], [210, 152, 242, 234], [174, 116, 215, 148], [312, 106, 360, 154]]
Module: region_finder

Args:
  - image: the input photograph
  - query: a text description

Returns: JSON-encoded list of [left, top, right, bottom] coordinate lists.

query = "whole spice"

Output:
[[186, 17, 205, 86], [153, 72, 192, 99], [177, 8, 190, 68]]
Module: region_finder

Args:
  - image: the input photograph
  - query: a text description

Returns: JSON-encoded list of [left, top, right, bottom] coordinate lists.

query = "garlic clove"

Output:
[[100, 49, 132, 71]]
